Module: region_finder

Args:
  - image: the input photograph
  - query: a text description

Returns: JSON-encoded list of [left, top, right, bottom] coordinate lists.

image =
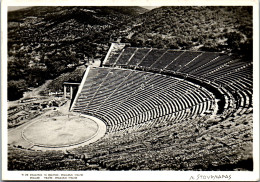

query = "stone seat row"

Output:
[[73, 67, 215, 133]]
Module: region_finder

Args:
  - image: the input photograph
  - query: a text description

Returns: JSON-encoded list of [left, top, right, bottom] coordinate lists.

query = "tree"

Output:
[[8, 79, 28, 101], [225, 32, 244, 52]]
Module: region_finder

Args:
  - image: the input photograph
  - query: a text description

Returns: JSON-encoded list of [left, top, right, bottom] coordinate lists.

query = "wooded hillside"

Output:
[[8, 6, 253, 101]]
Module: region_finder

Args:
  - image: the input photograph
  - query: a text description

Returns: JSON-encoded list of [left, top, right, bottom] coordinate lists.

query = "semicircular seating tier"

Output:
[[103, 44, 253, 118], [72, 67, 216, 134]]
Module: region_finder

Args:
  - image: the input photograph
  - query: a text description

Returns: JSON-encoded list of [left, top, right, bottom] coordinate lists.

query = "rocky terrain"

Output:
[[8, 6, 252, 101]]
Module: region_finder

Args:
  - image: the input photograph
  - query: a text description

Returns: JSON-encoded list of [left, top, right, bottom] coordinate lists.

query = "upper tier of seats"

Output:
[[103, 44, 253, 118]]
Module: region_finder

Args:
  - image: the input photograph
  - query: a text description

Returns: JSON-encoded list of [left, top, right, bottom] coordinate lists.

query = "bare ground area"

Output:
[[22, 115, 98, 147]]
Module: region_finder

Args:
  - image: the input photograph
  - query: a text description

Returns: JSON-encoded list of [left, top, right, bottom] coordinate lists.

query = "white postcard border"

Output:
[[1, 0, 259, 181]]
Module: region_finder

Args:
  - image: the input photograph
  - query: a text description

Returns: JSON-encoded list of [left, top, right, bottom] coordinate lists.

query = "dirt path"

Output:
[[23, 80, 52, 98]]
